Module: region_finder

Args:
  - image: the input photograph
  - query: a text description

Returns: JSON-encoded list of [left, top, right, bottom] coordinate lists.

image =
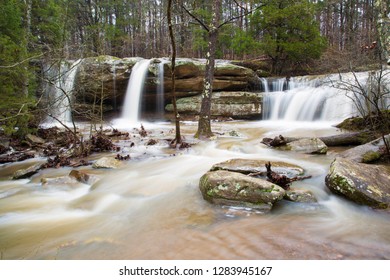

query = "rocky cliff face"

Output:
[[72, 56, 263, 119]]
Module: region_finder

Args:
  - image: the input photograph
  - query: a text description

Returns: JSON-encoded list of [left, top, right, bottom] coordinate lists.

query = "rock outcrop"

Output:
[[325, 157, 390, 209], [73, 56, 262, 119], [165, 91, 262, 119]]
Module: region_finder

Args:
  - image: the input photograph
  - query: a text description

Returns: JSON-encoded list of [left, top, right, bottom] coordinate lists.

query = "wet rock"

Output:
[[339, 134, 390, 163], [25, 134, 45, 145], [13, 163, 42, 179], [283, 138, 328, 154], [166, 92, 262, 119], [199, 170, 285, 211], [69, 170, 92, 184], [284, 189, 317, 203], [325, 157, 390, 209], [210, 158, 304, 177], [92, 157, 122, 169]]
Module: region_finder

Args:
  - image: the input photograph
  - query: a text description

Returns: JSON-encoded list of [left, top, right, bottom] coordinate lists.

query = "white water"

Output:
[[157, 59, 168, 119], [262, 76, 357, 122], [43, 59, 81, 126], [121, 59, 152, 123], [1, 121, 389, 259]]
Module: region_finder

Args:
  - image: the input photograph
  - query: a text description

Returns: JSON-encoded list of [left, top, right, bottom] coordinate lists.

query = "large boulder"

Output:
[[282, 138, 328, 154], [325, 157, 390, 209], [210, 158, 304, 177], [165, 91, 262, 119], [199, 170, 285, 211]]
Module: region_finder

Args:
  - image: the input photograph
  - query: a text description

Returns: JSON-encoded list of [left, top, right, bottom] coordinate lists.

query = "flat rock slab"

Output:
[[199, 170, 285, 212], [325, 157, 390, 209], [210, 158, 304, 177]]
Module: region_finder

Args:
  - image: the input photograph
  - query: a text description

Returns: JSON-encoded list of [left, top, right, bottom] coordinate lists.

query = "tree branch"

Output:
[[0, 53, 44, 69], [181, 4, 209, 32], [218, 4, 265, 29]]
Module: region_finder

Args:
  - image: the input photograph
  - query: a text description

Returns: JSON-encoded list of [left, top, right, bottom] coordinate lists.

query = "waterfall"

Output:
[[121, 59, 152, 123], [261, 75, 356, 122], [43, 59, 81, 126], [157, 59, 167, 119]]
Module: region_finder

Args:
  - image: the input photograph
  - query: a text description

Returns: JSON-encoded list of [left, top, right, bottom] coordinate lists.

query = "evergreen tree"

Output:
[[251, 0, 327, 74], [0, 0, 36, 137]]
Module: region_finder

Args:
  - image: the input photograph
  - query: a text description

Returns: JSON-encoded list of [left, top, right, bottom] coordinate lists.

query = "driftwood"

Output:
[[264, 162, 311, 190], [0, 151, 35, 164], [262, 131, 372, 148]]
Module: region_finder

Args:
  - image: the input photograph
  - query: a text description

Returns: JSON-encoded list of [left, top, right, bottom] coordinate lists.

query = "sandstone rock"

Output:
[[69, 170, 91, 184], [339, 134, 390, 163], [26, 134, 45, 145], [165, 92, 262, 119], [92, 157, 122, 169], [13, 163, 42, 179], [199, 170, 285, 211], [283, 138, 328, 154], [210, 158, 304, 177], [325, 157, 390, 209], [284, 189, 317, 203]]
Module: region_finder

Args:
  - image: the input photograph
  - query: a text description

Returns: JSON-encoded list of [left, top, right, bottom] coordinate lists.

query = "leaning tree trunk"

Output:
[[375, 0, 390, 64], [195, 0, 221, 139]]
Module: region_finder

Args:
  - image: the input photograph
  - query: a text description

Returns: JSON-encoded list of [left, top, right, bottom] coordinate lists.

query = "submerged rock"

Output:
[[325, 157, 390, 209], [282, 138, 328, 154], [92, 157, 122, 169], [210, 158, 304, 177], [199, 170, 285, 212], [284, 189, 317, 203]]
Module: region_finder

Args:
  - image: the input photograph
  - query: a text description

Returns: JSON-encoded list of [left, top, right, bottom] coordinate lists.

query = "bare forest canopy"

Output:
[[0, 0, 389, 138]]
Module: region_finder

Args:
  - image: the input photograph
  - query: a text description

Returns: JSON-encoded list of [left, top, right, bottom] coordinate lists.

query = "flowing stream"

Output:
[[0, 120, 389, 259]]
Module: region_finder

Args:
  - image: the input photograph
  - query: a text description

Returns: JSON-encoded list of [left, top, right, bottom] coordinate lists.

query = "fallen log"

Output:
[[262, 131, 373, 147]]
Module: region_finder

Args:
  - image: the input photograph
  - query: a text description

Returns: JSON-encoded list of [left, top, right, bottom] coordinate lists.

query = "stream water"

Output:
[[0, 120, 389, 260]]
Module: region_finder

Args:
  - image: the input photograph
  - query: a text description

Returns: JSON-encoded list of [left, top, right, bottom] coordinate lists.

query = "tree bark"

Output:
[[262, 131, 373, 147], [375, 0, 390, 64], [195, 0, 221, 139]]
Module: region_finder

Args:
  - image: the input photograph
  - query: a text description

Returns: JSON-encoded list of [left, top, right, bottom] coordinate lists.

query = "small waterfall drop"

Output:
[[44, 59, 81, 126], [261, 75, 356, 122], [156, 59, 168, 120], [121, 59, 152, 123]]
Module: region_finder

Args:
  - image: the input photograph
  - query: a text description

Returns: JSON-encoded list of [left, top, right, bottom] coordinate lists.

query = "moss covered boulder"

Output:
[[325, 157, 390, 209], [199, 170, 285, 211]]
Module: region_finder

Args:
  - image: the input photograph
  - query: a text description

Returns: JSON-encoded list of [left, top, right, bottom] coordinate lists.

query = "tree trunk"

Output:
[[168, 0, 181, 145], [195, 0, 221, 139], [262, 131, 374, 147], [375, 0, 390, 64]]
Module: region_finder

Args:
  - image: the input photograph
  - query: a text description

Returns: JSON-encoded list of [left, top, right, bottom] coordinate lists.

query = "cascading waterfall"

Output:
[[261, 75, 357, 122], [43, 59, 81, 126], [157, 59, 168, 119], [121, 59, 152, 123]]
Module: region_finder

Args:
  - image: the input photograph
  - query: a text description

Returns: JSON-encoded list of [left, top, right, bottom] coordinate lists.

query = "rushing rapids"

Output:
[[0, 121, 389, 259]]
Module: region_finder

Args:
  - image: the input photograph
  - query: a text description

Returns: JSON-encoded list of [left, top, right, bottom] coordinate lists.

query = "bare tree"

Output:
[[168, 0, 182, 146]]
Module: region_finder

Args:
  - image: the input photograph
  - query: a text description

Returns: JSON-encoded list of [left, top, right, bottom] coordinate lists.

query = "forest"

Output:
[[1, 0, 390, 262], [1, 0, 389, 138]]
